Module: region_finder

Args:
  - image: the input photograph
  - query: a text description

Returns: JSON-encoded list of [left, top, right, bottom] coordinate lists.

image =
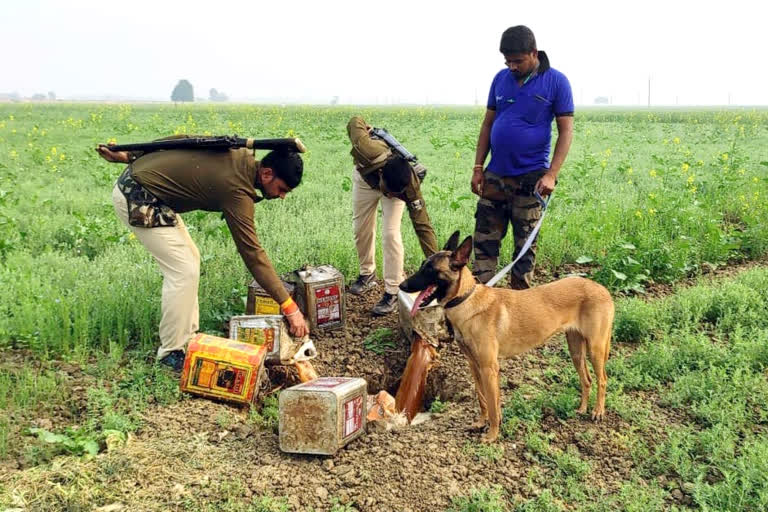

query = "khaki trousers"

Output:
[[352, 170, 405, 295], [112, 184, 200, 359]]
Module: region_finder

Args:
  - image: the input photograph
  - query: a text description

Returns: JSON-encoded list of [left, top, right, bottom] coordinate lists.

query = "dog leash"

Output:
[[485, 191, 550, 288]]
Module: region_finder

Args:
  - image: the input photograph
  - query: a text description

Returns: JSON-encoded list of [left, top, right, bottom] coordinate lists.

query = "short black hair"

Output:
[[261, 150, 303, 189], [499, 25, 537, 55], [380, 156, 412, 194]]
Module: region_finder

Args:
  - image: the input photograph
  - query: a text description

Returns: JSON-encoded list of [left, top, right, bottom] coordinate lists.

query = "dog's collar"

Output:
[[444, 284, 477, 309]]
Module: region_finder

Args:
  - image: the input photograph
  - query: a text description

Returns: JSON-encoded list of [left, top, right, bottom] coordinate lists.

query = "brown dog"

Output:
[[400, 232, 614, 442]]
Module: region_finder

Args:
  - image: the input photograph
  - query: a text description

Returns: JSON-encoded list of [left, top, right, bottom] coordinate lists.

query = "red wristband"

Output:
[[281, 297, 298, 316]]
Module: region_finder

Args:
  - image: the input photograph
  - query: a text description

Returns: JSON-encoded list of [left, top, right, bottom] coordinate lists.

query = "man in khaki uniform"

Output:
[[97, 138, 309, 370], [346, 116, 439, 315]]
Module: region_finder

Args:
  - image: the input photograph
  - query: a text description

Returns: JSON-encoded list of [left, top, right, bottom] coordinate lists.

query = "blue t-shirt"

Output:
[[486, 55, 573, 177]]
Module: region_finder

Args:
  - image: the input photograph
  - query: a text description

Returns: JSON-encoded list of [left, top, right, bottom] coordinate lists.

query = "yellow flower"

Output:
[[627, 167, 634, 175], [10, 150, 17, 159], [673, 137, 680, 144], [739, 169, 746, 175], [604, 148, 612, 157], [627, 179, 633, 185], [635, 210, 643, 218], [8, 115, 14, 121], [649, 193, 656, 200], [681, 163, 690, 172], [687, 174, 695, 185], [128, 233, 136, 241], [50, 147, 57, 155], [689, 186, 697, 194], [753, 177, 759, 183], [648, 208, 657, 216], [721, 153, 729, 161], [59, 154, 65, 161], [108, 137, 117, 145], [649, 169, 657, 177], [45, 155, 52, 163]]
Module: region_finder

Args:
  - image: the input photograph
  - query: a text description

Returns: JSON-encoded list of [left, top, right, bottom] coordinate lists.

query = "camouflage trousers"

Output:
[[472, 170, 545, 289]]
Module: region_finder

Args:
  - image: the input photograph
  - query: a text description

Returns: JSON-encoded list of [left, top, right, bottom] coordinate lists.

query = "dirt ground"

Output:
[[10, 260, 761, 511], [0, 286, 646, 512]]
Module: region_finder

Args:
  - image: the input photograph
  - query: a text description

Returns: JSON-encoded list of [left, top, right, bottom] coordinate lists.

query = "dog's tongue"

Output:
[[410, 285, 436, 317]]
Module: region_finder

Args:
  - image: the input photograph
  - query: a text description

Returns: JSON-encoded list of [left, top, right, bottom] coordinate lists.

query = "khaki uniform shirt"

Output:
[[128, 137, 291, 304]]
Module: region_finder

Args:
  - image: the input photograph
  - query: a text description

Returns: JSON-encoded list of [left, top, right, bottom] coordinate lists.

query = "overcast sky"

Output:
[[1, 0, 765, 106]]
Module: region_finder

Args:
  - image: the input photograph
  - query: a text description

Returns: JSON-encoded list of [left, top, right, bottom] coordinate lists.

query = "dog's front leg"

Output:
[[478, 361, 501, 443], [466, 359, 489, 430]]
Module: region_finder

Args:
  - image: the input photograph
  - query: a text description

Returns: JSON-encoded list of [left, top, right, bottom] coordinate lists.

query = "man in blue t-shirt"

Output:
[[470, 25, 574, 288]]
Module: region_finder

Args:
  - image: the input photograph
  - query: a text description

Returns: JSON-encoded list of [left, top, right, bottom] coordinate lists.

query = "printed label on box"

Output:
[[235, 326, 275, 351], [298, 377, 354, 390], [191, 360, 247, 395], [315, 285, 341, 325], [343, 395, 363, 437], [255, 296, 281, 315]]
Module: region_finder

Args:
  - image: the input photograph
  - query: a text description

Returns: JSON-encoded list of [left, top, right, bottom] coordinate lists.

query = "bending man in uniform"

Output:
[[97, 138, 309, 370], [346, 116, 439, 315]]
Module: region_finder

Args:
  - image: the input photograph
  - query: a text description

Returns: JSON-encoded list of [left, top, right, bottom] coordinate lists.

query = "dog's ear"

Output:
[[450, 236, 473, 270], [443, 231, 460, 251]]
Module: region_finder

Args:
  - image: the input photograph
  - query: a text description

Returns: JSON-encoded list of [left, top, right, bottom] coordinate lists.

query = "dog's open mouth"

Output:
[[410, 285, 437, 317]]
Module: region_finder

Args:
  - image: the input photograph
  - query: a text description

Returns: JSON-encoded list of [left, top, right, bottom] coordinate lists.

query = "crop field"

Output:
[[1, 104, 768, 511]]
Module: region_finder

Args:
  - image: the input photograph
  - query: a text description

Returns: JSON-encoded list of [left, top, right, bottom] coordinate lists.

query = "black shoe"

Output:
[[349, 274, 376, 296], [159, 350, 186, 372], [371, 292, 398, 316]]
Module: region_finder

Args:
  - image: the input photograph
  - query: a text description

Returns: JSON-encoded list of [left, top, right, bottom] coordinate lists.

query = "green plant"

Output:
[[428, 396, 447, 413], [330, 498, 357, 511], [362, 328, 397, 354], [250, 393, 279, 432], [463, 441, 504, 463], [26, 427, 99, 458], [448, 486, 508, 512]]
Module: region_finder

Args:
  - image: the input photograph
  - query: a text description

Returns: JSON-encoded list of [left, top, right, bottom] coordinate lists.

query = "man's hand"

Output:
[[535, 172, 557, 196], [471, 168, 485, 196], [96, 143, 130, 164], [286, 310, 310, 339]]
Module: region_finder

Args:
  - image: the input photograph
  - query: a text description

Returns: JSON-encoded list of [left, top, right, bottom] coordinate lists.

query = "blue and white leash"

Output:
[[485, 191, 550, 288]]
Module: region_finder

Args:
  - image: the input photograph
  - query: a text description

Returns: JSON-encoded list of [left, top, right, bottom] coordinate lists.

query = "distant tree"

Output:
[[47, 91, 56, 101], [31, 93, 46, 101], [594, 96, 609, 105], [330, 96, 339, 105], [209, 88, 228, 102], [171, 80, 194, 102]]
